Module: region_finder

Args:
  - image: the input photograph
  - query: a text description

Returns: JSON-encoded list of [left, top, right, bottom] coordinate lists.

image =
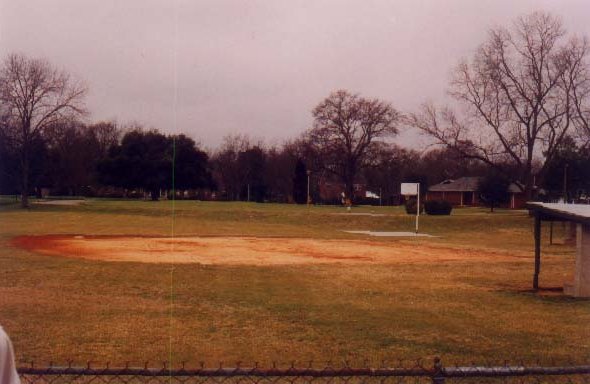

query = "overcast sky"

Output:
[[1, 0, 590, 149]]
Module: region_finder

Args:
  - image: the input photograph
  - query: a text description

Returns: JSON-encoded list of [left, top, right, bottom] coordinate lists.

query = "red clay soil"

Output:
[[10, 235, 529, 266]]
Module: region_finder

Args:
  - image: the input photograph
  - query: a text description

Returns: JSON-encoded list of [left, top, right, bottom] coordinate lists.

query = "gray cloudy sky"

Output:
[[1, 0, 590, 149]]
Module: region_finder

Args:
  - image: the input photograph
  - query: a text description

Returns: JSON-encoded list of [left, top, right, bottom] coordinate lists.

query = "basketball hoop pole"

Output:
[[401, 182, 420, 235], [416, 184, 420, 234]]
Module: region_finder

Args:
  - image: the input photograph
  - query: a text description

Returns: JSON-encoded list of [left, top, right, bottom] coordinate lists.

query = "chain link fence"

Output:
[[17, 358, 590, 384]]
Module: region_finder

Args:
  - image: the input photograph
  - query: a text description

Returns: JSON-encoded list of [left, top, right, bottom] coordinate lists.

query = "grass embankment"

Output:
[[0, 199, 588, 366]]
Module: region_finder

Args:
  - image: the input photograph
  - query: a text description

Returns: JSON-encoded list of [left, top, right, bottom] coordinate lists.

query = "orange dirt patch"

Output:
[[11, 235, 526, 266]]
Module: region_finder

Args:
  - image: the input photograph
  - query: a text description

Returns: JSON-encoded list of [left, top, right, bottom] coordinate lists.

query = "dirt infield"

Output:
[[33, 199, 85, 206], [11, 235, 527, 265]]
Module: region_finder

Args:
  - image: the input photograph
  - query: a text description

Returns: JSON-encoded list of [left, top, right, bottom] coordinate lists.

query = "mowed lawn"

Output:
[[0, 198, 589, 366]]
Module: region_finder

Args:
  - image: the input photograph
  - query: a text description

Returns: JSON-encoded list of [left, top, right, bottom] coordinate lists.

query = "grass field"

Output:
[[1, 198, 589, 366]]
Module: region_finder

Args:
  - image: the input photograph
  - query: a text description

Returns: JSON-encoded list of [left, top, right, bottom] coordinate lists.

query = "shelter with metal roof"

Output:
[[526, 203, 590, 297]]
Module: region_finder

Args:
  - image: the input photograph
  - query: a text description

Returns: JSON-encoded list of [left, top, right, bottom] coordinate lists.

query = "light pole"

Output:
[[307, 170, 311, 206]]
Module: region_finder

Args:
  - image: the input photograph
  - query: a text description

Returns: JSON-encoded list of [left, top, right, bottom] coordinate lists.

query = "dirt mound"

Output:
[[11, 235, 521, 266]]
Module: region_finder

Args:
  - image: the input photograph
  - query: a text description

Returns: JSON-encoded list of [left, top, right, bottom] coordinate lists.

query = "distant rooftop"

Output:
[[428, 177, 523, 193], [428, 177, 480, 192]]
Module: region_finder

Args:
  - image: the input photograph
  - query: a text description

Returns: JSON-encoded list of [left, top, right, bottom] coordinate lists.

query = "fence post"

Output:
[[432, 357, 445, 384]]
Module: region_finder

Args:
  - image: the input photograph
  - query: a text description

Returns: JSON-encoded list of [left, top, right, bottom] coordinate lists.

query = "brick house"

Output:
[[426, 176, 527, 209]]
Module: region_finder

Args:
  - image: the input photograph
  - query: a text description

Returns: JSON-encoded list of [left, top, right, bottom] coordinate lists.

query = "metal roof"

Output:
[[526, 203, 590, 225]]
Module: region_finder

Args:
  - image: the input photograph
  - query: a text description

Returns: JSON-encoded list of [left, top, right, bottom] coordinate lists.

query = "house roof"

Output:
[[507, 182, 524, 193], [428, 177, 480, 192], [429, 177, 525, 193]]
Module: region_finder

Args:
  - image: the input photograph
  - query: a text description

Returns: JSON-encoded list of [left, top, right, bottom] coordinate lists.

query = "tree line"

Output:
[[1, 11, 589, 208]]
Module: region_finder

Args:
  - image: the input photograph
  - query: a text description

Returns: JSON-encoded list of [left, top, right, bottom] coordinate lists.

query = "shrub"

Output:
[[424, 200, 453, 215], [404, 197, 424, 214]]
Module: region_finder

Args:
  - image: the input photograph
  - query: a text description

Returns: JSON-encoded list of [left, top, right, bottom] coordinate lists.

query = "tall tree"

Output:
[[44, 120, 96, 195], [542, 136, 590, 200], [308, 90, 401, 202], [292, 158, 308, 204], [238, 146, 267, 202], [38, 120, 122, 196], [419, 147, 486, 185], [0, 128, 20, 195], [98, 130, 212, 200], [264, 146, 298, 203], [361, 144, 420, 205], [210, 134, 254, 200], [565, 37, 590, 146], [478, 171, 511, 212], [172, 134, 214, 191], [0, 53, 87, 207], [88, 121, 121, 157], [409, 12, 590, 198], [98, 129, 172, 200], [0, 130, 47, 196]]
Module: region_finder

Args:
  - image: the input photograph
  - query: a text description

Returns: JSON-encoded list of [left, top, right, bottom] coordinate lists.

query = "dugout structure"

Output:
[[526, 203, 590, 297]]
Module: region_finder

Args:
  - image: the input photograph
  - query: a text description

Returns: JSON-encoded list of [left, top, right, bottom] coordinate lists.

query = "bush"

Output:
[[424, 200, 453, 215], [354, 196, 380, 206], [404, 197, 424, 214]]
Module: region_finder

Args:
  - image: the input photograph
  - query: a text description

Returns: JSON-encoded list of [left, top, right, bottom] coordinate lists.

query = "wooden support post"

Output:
[[549, 221, 553, 245], [533, 214, 541, 290], [573, 224, 590, 297]]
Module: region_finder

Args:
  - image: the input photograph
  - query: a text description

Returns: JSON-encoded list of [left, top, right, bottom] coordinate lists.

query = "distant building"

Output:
[[426, 176, 527, 209]]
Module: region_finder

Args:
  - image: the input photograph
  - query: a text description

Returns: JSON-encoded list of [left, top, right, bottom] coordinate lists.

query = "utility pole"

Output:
[[247, 184, 250, 202]]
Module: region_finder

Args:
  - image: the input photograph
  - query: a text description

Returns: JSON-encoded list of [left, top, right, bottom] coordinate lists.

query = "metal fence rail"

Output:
[[17, 358, 590, 383]]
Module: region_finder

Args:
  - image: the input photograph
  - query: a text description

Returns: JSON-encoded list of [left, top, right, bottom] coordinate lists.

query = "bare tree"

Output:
[[362, 143, 421, 205], [88, 121, 121, 157], [0, 53, 87, 207], [211, 134, 258, 200], [409, 12, 590, 197], [42, 120, 120, 196], [566, 37, 590, 145], [308, 90, 401, 202]]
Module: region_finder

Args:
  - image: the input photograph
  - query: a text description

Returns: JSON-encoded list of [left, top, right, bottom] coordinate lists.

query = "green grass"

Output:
[[0, 199, 588, 366]]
